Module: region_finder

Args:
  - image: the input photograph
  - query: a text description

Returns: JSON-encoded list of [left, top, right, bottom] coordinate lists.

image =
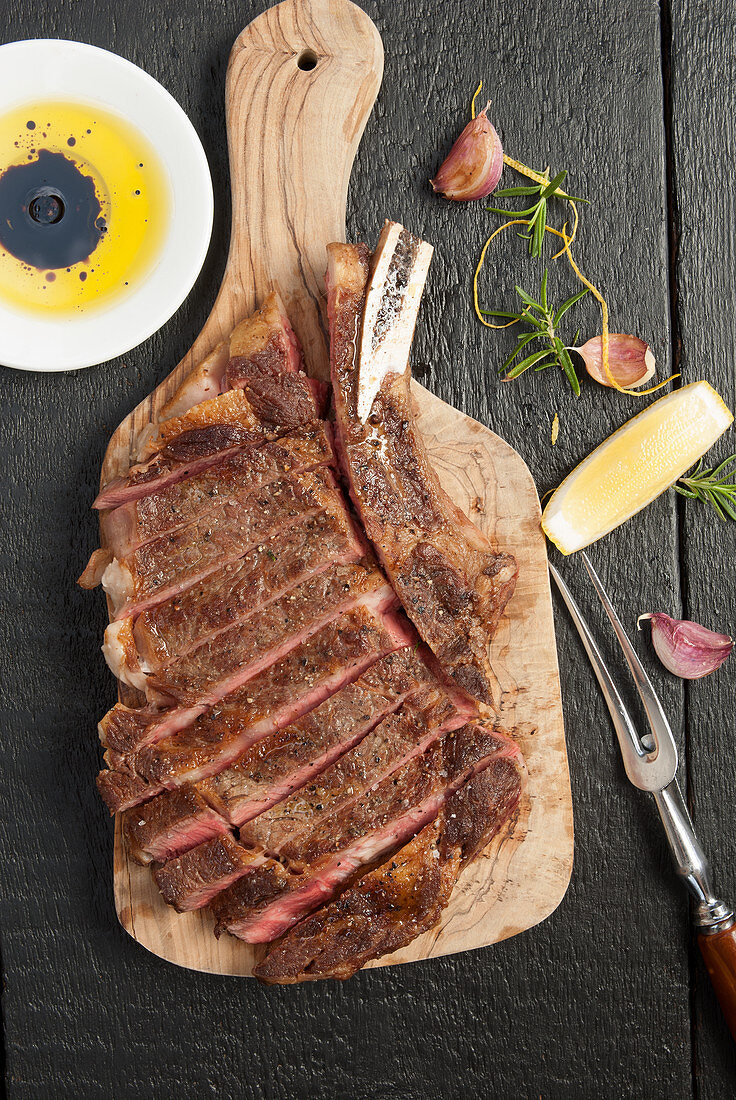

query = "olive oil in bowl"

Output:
[[0, 100, 170, 316]]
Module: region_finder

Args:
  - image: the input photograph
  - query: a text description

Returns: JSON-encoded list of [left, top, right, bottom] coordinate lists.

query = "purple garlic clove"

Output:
[[638, 612, 733, 679], [431, 108, 503, 202]]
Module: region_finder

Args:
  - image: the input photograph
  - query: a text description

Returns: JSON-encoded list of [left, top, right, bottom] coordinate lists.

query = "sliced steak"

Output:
[[225, 290, 325, 427], [254, 816, 454, 983], [100, 423, 333, 558], [104, 507, 364, 686], [153, 833, 263, 912], [124, 648, 439, 864], [240, 683, 475, 856], [255, 746, 524, 983], [328, 225, 518, 705], [110, 560, 391, 706], [139, 389, 263, 460], [149, 569, 393, 708], [228, 289, 303, 377], [100, 466, 346, 620], [212, 722, 521, 943], [124, 786, 230, 865], [96, 604, 414, 808]]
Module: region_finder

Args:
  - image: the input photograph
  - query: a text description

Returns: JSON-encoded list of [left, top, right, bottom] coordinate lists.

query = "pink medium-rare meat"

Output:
[[328, 224, 518, 705], [153, 833, 264, 912], [96, 603, 415, 810], [99, 466, 347, 620], [123, 648, 440, 864], [103, 508, 365, 687], [240, 683, 476, 856], [129, 567, 394, 707], [212, 722, 522, 943], [155, 693, 469, 916], [150, 291, 305, 425], [100, 423, 334, 559], [255, 750, 524, 983], [98, 601, 411, 755], [124, 786, 230, 865]]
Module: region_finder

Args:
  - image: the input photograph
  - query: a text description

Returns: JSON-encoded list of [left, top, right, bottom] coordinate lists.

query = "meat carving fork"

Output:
[[549, 552, 736, 1040]]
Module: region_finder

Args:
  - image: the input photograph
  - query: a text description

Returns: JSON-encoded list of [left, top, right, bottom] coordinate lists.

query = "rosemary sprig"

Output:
[[481, 270, 588, 395], [674, 454, 736, 520], [487, 169, 587, 259]]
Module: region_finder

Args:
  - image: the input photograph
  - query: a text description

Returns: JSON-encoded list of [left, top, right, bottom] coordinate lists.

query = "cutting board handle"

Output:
[[194, 0, 383, 380]]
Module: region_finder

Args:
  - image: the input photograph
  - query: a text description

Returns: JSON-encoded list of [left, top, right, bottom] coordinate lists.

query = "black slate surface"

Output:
[[1, 0, 735, 1096]]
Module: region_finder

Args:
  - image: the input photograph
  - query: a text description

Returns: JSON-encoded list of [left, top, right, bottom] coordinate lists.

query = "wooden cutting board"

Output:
[[101, 0, 573, 976]]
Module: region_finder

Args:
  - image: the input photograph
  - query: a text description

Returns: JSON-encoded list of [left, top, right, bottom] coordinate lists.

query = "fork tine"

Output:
[[548, 561, 659, 790], [580, 552, 678, 788]]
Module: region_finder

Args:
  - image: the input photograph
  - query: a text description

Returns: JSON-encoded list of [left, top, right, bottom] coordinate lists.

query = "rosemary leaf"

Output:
[[675, 454, 736, 522], [553, 288, 589, 327], [506, 349, 551, 377], [493, 185, 540, 197], [489, 271, 586, 394]]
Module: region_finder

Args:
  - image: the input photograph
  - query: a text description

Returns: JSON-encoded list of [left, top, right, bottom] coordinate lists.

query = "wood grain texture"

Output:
[[112, 381, 573, 975], [101, 0, 383, 490], [0, 0, 711, 1095], [698, 924, 736, 1042]]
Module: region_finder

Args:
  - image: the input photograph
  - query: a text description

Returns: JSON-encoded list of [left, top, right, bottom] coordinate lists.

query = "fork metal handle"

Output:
[[653, 781, 733, 931]]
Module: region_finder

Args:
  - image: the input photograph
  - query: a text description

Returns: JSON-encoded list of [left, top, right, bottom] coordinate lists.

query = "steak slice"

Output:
[[328, 226, 518, 705], [139, 566, 394, 707], [123, 648, 439, 864], [255, 748, 524, 983], [254, 816, 454, 983], [99, 580, 396, 743], [150, 699, 461, 917], [225, 290, 325, 427], [240, 683, 475, 856], [100, 466, 346, 620], [153, 833, 264, 912], [212, 722, 521, 943], [104, 507, 364, 686], [124, 786, 230, 865], [96, 604, 413, 808], [100, 423, 333, 558], [139, 389, 264, 460]]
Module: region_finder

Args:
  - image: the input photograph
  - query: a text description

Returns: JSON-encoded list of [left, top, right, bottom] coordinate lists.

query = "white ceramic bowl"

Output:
[[0, 39, 213, 371]]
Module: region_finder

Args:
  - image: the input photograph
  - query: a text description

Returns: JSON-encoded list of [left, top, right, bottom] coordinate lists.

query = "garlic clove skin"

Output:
[[431, 108, 503, 202], [573, 334, 656, 388], [638, 612, 733, 679]]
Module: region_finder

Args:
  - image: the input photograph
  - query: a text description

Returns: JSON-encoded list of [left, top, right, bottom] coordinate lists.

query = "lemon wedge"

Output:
[[542, 381, 734, 554]]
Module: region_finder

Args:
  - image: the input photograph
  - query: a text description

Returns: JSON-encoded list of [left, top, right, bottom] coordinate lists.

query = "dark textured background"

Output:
[[1, 1, 735, 1096]]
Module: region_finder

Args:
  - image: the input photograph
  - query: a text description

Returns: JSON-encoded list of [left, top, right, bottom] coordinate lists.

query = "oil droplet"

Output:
[[26, 120, 35, 130], [67, 136, 76, 147], [45, 271, 55, 281], [79, 271, 87, 281]]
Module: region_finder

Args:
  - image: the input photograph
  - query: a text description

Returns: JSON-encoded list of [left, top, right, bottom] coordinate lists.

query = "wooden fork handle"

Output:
[[699, 921, 736, 1040]]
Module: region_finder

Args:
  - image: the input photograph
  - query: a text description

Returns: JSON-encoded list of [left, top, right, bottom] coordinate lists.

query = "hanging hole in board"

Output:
[[297, 49, 318, 71]]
